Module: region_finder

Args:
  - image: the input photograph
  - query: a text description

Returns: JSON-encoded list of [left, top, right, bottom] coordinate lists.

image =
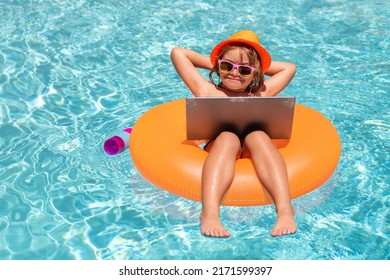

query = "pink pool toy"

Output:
[[104, 128, 132, 155]]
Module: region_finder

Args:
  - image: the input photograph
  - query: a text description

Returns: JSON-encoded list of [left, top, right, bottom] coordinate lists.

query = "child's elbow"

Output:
[[286, 62, 297, 75], [170, 47, 178, 60], [170, 47, 183, 60]]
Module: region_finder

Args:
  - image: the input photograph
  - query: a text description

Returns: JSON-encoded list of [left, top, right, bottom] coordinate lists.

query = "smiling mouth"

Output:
[[227, 77, 243, 81]]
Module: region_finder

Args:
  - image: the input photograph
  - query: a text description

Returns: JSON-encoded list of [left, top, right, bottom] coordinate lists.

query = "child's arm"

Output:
[[170, 47, 213, 97], [261, 61, 296, 96]]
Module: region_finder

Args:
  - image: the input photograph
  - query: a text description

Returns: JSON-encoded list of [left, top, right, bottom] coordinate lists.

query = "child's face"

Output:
[[219, 48, 255, 92]]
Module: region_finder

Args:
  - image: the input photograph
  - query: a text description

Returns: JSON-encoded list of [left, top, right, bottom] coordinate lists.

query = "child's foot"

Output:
[[271, 206, 296, 237], [200, 212, 230, 238]]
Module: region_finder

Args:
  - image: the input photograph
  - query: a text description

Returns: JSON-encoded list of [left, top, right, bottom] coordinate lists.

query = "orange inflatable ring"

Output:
[[130, 99, 341, 206]]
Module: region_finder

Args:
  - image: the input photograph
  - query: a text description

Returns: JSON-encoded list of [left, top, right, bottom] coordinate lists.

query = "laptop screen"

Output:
[[186, 96, 296, 140]]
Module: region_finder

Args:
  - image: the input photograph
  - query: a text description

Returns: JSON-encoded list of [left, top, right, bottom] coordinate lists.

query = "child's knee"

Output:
[[244, 131, 270, 145], [215, 131, 241, 149]]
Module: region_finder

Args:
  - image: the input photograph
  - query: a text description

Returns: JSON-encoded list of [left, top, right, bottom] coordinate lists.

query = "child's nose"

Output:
[[232, 66, 240, 75]]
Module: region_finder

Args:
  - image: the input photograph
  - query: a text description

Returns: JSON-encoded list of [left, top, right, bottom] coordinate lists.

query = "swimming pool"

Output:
[[0, 0, 388, 260]]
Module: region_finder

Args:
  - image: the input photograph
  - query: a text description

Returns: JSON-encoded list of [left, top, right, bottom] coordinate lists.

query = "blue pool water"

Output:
[[0, 0, 388, 260]]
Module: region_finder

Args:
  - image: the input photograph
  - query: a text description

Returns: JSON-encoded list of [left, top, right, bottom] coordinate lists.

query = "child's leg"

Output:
[[243, 131, 296, 237], [201, 131, 241, 238]]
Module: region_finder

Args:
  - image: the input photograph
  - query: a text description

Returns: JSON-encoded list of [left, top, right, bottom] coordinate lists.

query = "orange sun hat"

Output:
[[210, 30, 272, 73]]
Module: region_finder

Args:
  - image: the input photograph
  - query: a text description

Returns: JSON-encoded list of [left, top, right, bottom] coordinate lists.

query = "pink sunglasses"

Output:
[[218, 59, 256, 77]]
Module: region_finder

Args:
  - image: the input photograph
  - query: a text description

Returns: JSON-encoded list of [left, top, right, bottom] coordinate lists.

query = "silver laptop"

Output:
[[186, 96, 296, 140]]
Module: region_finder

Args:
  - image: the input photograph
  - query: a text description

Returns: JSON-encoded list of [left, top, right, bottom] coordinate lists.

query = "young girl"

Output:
[[170, 30, 297, 238]]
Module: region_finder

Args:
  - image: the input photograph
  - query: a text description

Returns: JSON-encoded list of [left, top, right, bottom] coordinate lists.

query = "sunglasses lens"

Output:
[[219, 61, 233, 72], [238, 66, 252, 77]]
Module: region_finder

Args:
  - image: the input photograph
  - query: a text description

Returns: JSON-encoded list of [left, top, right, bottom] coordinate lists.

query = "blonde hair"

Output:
[[209, 44, 265, 93]]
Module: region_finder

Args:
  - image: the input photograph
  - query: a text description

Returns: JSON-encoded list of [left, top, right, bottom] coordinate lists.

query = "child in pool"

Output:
[[170, 30, 297, 238]]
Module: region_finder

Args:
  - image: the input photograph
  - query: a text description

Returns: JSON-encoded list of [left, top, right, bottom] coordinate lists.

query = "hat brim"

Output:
[[210, 39, 271, 73]]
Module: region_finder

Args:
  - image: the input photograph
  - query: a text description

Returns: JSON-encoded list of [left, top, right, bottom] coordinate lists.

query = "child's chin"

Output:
[[224, 81, 246, 91]]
